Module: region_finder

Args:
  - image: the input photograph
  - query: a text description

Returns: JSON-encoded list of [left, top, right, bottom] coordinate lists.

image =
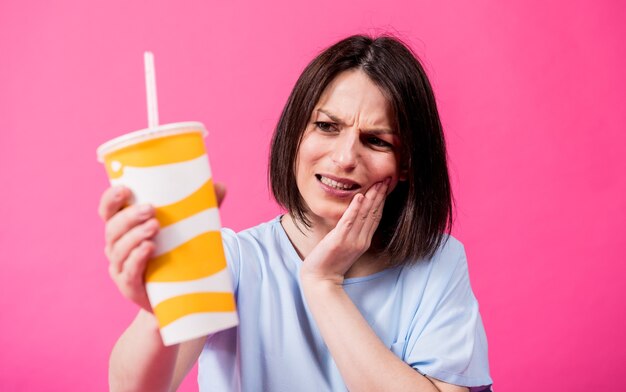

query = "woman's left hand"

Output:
[[300, 178, 390, 286]]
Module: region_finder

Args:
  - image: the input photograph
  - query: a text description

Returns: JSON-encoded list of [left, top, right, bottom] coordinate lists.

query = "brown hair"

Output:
[[269, 35, 453, 264]]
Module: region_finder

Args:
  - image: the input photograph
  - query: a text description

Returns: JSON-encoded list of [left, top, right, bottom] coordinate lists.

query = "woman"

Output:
[[99, 35, 492, 391]]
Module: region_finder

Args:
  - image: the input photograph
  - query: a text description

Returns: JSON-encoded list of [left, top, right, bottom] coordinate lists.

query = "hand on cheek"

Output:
[[300, 177, 391, 286]]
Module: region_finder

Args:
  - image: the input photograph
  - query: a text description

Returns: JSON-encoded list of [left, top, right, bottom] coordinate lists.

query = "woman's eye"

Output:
[[367, 137, 393, 148], [315, 122, 336, 132]]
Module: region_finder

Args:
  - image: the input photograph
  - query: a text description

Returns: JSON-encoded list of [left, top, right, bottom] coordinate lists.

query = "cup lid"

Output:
[[97, 121, 207, 162]]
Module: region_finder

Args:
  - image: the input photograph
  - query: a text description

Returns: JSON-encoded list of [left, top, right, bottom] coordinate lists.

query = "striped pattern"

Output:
[[102, 128, 238, 345]]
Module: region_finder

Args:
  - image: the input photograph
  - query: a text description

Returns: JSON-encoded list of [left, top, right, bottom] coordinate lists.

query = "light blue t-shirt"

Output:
[[199, 216, 492, 391]]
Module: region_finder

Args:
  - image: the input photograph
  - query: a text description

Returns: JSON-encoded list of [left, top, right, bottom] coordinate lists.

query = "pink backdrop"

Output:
[[1, 0, 624, 390]]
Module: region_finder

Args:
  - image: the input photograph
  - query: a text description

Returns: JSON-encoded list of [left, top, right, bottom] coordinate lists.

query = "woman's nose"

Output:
[[331, 131, 359, 171]]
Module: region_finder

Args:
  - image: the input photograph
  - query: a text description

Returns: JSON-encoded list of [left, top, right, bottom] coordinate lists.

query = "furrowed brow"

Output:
[[317, 109, 345, 125], [364, 129, 395, 136], [318, 108, 395, 135]]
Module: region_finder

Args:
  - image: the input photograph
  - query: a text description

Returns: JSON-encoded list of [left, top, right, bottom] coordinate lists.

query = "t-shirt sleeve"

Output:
[[404, 243, 492, 391], [220, 227, 241, 295]]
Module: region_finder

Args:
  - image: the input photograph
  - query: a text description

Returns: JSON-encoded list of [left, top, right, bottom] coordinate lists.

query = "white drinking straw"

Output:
[[144, 51, 159, 128]]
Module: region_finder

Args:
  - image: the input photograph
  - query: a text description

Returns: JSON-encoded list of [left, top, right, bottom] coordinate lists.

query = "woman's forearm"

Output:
[[109, 309, 179, 392], [301, 279, 440, 392]]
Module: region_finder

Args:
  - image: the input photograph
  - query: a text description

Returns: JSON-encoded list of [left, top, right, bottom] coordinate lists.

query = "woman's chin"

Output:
[[308, 208, 345, 227]]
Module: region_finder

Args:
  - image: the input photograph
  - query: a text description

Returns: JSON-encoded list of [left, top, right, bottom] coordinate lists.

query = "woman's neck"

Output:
[[280, 213, 388, 278]]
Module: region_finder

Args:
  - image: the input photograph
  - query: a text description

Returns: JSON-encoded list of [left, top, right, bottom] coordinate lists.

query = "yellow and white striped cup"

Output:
[[97, 122, 238, 346]]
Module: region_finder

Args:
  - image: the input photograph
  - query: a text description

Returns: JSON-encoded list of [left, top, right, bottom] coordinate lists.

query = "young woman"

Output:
[[99, 35, 492, 391]]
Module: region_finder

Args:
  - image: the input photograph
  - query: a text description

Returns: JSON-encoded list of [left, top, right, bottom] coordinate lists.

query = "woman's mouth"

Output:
[[315, 174, 360, 191]]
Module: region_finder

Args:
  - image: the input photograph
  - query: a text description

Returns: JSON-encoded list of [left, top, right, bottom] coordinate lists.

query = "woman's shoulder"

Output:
[[398, 234, 469, 284], [405, 234, 466, 268], [432, 234, 466, 263]]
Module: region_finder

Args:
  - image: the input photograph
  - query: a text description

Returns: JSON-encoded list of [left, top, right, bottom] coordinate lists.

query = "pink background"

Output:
[[1, 0, 624, 390]]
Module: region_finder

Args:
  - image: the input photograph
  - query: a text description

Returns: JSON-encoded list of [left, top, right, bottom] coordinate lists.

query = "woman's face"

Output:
[[294, 69, 404, 225]]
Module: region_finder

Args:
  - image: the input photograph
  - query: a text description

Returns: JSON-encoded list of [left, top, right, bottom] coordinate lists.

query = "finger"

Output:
[[121, 240, 153, 288], [368, 179, 389, 218], [365, 180, 389, 239], [335, 193, 365, 235], [214, 182, 227, 207], [105, 203, 155, 246], [98, 186, 131, 221], [109, 240, 154, 311], [109, 239, 152, 279], [353, 182, 383, 232], [108, 219, 159, 273], [349, 182, 383, 242]]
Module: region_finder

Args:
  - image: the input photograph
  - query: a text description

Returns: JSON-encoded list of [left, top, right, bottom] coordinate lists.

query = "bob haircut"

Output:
[[269, 34, 453, 265]]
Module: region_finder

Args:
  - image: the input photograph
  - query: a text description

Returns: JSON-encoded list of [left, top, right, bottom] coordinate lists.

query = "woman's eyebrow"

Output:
[[317, 108, 344, 124], [317, 108, 395, 134], [365, 129, 396, 136]]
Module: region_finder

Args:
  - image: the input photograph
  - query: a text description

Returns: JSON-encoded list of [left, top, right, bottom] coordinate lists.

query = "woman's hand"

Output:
[[300, 178, 390, 286], [299, 178, 453, 392], [98, 183, 227, 312]]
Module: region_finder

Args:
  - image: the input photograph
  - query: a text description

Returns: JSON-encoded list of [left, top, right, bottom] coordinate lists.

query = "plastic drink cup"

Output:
[[97, 122, 238, 346]]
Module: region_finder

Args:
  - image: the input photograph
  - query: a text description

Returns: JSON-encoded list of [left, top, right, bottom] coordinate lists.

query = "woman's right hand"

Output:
[[97, 184, 228, 312], [98, 186, 158, 311]]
